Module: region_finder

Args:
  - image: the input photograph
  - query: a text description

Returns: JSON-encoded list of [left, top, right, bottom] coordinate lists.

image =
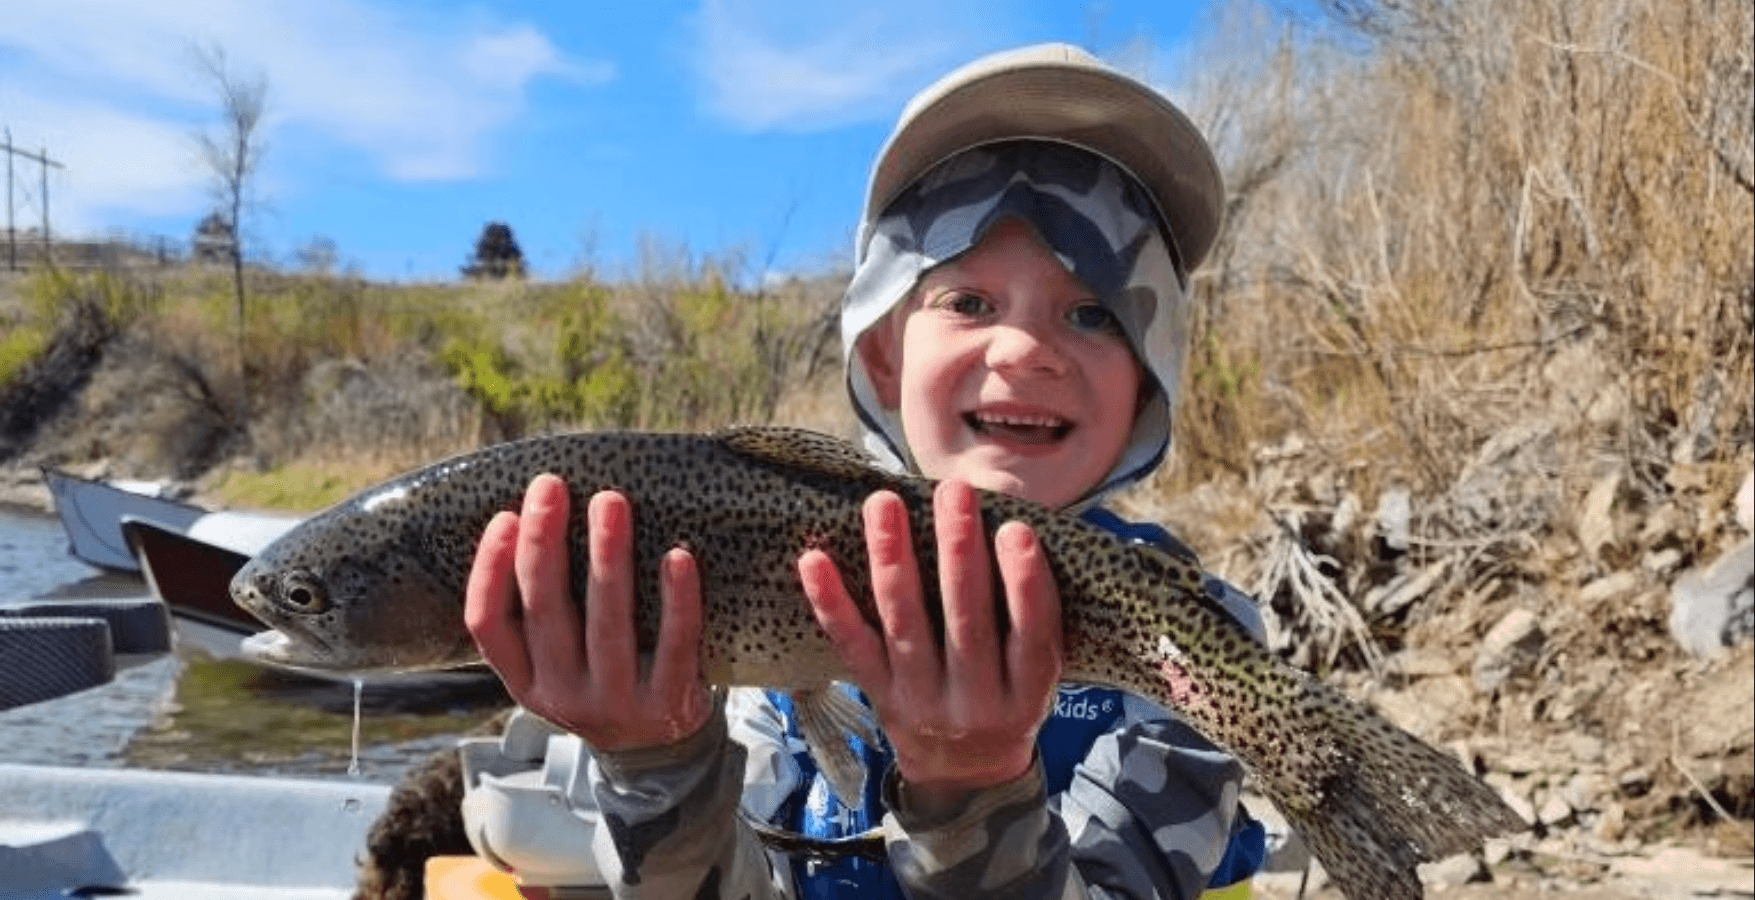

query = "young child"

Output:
[[463, 43, 1267, 900]]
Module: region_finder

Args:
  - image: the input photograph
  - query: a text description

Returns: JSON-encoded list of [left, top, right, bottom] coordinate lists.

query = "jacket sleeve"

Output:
[[878, 702, 1250, 900], [1054, 712, 1250, 900], [587, 693, 796, 899], [880, 753, 1089, 900], [877, 575, 1262, 900]]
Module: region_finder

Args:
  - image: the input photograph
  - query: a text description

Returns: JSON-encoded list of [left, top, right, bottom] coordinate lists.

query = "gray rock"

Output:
[[1642, 547, 1683, 575], [1419, 852, 1487, 886], [1498, 784, 1537, 825], [1561, 771, 1605, 814], [1565, 733, 1606, 765], [1473, 608, 1545, 693], [1538, 792, 1575, 827], [1376, 487, 1412, 553], [1578, 472, 1621, 560], [1668, 536, 1754, 657], [1579, 571, 1641, 604]]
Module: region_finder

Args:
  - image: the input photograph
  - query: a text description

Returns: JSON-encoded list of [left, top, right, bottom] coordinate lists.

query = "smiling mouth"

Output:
[[965, 411, 1073, 445]]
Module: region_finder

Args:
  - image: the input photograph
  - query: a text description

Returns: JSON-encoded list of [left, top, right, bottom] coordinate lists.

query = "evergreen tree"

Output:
[[462, 221, 526, 280]]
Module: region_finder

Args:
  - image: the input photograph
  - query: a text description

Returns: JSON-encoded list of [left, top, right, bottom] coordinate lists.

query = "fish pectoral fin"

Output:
[[792, 684, 882, 805], [714, 426, 886, 482]]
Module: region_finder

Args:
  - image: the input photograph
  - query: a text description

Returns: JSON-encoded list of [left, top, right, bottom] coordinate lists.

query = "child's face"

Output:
[[858, 218, 1144, 509]]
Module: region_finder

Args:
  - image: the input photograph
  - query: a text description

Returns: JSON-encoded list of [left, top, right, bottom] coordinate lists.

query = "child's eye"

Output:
[[932, 291, 993, 317], [1067, 302, 1121, 333]]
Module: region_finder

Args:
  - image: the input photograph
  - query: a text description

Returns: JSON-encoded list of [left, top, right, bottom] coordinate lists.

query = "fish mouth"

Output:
[[239, 627, 346, 671], [239, 625, 483, 677]]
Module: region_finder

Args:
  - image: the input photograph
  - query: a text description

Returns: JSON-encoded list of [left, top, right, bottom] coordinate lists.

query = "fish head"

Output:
[[229, 520, 479, 674]]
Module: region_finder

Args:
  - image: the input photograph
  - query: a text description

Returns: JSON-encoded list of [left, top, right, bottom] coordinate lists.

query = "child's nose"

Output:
[[986, 323, 1072, 375]]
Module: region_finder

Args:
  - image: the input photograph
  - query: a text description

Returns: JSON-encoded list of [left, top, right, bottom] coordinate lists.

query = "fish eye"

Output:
[[280, 571, 329, 613]]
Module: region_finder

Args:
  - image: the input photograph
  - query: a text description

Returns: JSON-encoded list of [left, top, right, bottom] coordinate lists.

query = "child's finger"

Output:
[[583, 490, 638, 690], [515, 475, 585, 681], [934, 480, 1001, 702], [464, 509, 531, 692], [994, 521, 1062, 709], [650, 547, 706, 727], [863, 491, 940, 702], [798, 549, 890, 690]]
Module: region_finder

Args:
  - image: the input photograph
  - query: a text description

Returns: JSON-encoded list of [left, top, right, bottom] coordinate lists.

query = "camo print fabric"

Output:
[[586, 698, 793, 898], [841, 140, 1190, 510], [477, 511, 1265, 899], [579, 683, 1253, 900]]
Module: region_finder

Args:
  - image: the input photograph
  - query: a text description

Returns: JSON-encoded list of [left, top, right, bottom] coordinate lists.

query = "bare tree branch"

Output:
[[188, 41, 268, 443]]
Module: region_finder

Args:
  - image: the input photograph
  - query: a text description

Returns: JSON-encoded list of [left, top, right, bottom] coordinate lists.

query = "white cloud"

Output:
[[0, 94, 205, 236], [691, 0, 994, 132], [0, 0, 611, 233], [464, 24, 607, 89]]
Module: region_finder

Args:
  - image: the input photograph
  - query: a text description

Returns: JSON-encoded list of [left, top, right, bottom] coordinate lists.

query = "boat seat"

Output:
[[1, 598, 172, 654], [0, 617, 115, 710]]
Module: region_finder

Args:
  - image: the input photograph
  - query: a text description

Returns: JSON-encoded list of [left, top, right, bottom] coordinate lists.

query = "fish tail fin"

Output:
[[1274, 683, 1528, 900]]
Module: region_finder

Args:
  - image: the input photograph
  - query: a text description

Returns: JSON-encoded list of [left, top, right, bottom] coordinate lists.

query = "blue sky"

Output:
[[1, 0, 1226, 282]]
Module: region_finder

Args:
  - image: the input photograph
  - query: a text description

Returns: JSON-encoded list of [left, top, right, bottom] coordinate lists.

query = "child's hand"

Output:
[[799, 479, 1065, 818], [464, 475, 714, 751]]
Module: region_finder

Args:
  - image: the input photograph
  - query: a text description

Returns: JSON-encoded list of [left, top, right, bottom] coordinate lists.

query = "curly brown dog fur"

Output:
[[354, 708, 513, 900]]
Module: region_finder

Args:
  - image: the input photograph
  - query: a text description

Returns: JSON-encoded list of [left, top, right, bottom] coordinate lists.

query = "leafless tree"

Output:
[[190, 41, 267, 432]]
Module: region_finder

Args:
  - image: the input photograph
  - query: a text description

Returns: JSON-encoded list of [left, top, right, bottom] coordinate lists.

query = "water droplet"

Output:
[[348, 678, 364, 778]]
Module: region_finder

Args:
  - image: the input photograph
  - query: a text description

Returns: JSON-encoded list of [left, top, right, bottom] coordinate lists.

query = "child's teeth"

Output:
[[979, 413, 1062, 427]]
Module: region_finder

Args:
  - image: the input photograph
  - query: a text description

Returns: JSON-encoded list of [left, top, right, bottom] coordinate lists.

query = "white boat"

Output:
[[0, 762, 388, 900], [121, 516, 262, 648], [39, 466, 297, 648], [41, 467, 207, 573]]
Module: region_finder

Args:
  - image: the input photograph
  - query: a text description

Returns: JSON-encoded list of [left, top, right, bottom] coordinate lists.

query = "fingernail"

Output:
[[935, 477, 973, 509], [998, 522, 1035, 554]]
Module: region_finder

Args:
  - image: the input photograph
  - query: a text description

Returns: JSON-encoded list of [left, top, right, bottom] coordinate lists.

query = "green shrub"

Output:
[[0, 325, 48, 388], [441, 337, 525, 426]]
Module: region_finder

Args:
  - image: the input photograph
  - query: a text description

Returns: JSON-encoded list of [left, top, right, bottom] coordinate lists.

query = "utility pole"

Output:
[[2, 128, 67, 271]]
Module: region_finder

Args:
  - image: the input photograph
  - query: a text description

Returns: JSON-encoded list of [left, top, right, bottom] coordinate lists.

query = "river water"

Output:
[[0, 504, 106, 603], [0, 503, 507, 785]]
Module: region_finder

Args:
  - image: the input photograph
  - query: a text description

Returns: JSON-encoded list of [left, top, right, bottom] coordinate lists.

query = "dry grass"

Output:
[[1150, 0, 1752, 520], [3, 258, 842, 508], [1115, 0, 1755, 674]]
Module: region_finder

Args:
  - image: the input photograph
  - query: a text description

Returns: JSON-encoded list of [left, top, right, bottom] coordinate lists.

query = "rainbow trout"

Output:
[[230, 426, 1523, 899]]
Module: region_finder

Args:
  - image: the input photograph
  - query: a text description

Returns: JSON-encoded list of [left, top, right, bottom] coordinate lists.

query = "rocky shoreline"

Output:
[[0, 462, 54, 513]]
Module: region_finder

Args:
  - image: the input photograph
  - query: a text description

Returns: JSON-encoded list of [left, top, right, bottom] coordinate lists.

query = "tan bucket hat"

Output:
[[861, 42, 1224, 274]]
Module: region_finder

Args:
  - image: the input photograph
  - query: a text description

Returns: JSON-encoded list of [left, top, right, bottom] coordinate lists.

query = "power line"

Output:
[[2, 127, 67, 271]]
